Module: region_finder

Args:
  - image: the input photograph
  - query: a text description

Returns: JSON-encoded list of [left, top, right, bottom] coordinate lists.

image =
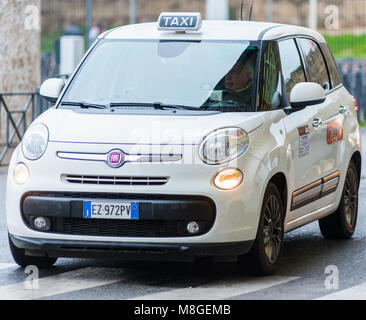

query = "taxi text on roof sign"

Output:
[[158, 12, 202, 31]]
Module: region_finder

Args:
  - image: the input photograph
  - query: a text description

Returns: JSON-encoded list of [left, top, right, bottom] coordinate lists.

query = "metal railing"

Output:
[[0, 90, 49, 165]]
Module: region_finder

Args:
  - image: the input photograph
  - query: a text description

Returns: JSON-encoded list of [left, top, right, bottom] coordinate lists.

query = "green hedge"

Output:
[[323, 34, 366, 59]]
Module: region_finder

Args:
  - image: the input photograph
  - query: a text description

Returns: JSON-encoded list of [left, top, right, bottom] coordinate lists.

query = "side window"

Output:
[[258, 41, 282, 111], [320, 43, 341, 88], [297, 38, 330, 91], [278, 39, 306, 100]]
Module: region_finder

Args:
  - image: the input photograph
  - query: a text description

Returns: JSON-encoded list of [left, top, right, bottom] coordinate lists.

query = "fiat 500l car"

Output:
[[6, 13, 361, 275]]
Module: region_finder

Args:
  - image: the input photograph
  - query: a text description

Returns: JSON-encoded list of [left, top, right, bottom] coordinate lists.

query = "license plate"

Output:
[[83, 201, 139, 220]]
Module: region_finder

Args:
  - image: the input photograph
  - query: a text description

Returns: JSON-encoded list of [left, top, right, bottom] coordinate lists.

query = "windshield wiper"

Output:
[[109, 102, 199, 111], [61, 101, 202, 111], [60, 101, 107, 109], [158, 103, 199, 111]]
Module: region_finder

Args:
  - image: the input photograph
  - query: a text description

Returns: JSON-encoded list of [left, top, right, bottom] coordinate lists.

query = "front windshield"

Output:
[[60, 39, 260, 112]]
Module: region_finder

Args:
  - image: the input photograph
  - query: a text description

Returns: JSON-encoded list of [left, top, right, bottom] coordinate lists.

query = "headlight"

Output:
[[14, 162, 30, 185], [21, 123, 49, 160], [213, 168, 243, 190], [199, 127, 249, 164]]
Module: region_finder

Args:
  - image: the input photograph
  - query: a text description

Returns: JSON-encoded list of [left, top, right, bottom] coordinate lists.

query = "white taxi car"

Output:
[[6, 13, 361, 275]]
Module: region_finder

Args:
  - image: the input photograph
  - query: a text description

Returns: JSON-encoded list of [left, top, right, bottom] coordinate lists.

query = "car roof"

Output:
[[101, 20, 327, 44]]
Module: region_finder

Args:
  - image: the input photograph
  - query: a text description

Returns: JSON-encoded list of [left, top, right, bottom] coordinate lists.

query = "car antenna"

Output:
[[239, 0, 244, 21], [248, 0, 254, 21]]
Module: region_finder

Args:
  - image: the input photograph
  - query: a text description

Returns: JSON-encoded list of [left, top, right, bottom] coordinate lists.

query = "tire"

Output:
[[8, 234, 57, 268], [319, 160, 359, 239], [238, 182, 285, 275]]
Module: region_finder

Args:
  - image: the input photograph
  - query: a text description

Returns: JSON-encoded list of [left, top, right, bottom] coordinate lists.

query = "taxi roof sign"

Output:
[[158, 12, 202, 32]]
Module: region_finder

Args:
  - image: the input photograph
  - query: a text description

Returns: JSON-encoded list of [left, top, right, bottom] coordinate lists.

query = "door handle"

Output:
[[312, 118, 322, 128], [339, 105, 348, 114]]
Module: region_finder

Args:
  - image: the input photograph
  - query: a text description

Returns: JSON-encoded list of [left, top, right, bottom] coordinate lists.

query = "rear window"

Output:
[[320, 43, 342, 88], [297, 38, 331, 92]]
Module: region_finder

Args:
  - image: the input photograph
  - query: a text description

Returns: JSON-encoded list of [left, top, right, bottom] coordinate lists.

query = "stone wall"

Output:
[[0, 0, 41, 146]]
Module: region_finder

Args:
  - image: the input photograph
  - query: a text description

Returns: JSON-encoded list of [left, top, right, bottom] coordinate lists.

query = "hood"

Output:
[[37, 108, 264, 145]]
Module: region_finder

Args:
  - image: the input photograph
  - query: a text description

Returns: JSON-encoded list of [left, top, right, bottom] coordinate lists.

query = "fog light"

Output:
[[33, 217, 51, 231], [213, 168, 243, 190], [14, 162, 30, 185], [187, 221, 200, 234]]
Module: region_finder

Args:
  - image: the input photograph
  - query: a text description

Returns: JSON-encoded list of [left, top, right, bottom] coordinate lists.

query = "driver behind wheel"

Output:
[[222, 52, 256, 107]]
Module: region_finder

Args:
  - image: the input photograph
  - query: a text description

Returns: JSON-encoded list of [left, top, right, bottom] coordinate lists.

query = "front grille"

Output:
[[52, 217, 201, 237], [62, 175, 169, 186]]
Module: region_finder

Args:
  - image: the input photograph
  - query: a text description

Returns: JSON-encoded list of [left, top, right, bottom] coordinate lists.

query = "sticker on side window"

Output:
[[298, 125, 310, 157]]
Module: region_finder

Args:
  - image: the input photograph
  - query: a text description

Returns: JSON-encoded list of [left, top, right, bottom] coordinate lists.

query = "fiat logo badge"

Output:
[[107, 149, 125, 168]]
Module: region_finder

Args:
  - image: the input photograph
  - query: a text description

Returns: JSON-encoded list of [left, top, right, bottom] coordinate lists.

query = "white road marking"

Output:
[[0, 263, 17, 270], [0, 267, 136, 300], [316, 282, 366, 300], [129, 276, 299, 300]]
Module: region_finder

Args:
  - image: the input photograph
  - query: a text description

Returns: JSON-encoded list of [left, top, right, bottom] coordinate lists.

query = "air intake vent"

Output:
[[62, 175, 169, 186]]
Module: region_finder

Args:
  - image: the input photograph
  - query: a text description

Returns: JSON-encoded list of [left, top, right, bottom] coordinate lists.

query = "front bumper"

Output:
[[21, 192, 216, 238], [7, 142, 267, 246], [10, 234, 254, 260]]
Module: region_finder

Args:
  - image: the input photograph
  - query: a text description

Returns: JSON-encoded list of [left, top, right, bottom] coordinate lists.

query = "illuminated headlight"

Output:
[[21, 123, 49, 160], [199, 127, 249, 164], [14, 163, 30, 185], [213, 168, 243, 190]]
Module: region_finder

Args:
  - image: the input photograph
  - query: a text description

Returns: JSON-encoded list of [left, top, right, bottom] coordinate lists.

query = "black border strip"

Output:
[[291, 171, 340, 211]]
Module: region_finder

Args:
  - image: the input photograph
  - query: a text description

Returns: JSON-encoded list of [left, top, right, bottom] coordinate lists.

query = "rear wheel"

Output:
[[8, 234, 57, 268], [238, 182, 285, 275], [319, 160, 359, 239]]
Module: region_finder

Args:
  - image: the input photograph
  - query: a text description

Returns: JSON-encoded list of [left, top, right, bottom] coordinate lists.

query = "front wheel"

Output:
[[319, 160, 359, 239], [238, 182, 285, 275], [8, 234, 57, 268]]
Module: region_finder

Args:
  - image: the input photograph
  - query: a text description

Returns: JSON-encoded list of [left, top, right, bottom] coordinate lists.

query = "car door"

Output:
[[297, 38, 343, 206], [278, 38, 323, 221]]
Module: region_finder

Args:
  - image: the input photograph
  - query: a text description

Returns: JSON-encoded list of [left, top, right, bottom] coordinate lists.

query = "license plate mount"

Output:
[[83, 201, 139, 220]]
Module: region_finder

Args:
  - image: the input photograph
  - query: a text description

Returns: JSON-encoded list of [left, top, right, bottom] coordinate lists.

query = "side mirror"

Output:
[[39, 78, 65, 104], [290, 82, 326, 109]]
